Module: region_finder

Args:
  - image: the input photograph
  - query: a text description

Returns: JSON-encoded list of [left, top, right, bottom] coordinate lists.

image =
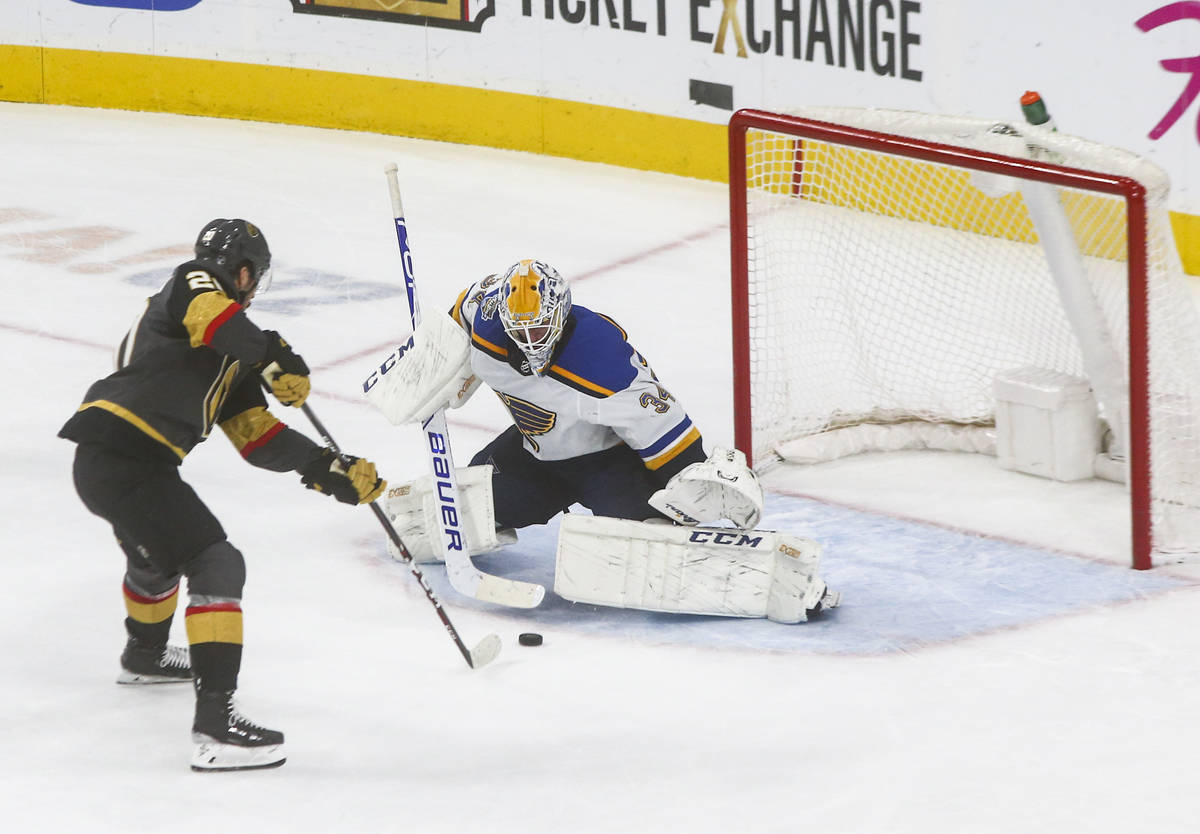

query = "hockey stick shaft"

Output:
[[382, 164, 545, 609], [296, 398, 499, 669]]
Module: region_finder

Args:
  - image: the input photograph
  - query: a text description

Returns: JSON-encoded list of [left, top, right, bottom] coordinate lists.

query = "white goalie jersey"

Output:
[[450, 275, 702, 470]]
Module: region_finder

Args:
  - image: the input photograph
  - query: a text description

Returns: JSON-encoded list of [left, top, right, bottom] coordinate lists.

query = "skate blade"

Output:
[[191, 739, 286, 772], [116, 669, 193, 685]]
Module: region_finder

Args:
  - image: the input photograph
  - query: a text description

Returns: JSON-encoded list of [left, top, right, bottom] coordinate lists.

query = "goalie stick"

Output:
[[296, 397, 501, 670], [383, 163, 546, 609]]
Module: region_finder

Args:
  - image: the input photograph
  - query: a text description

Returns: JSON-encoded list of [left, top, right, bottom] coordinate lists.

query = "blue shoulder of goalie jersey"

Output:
[[453, 282, 637, 397], [453, 279, 510, 361], [545, 306, 638, 398]]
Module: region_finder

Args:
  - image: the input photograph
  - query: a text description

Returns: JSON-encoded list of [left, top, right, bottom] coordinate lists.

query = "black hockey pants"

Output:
[[71, 443, 234, 594], [470, 426, 665, 529]]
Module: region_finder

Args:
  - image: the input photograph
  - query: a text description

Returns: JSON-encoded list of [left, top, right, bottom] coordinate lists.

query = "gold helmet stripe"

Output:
[[505, 259, 543, 321]]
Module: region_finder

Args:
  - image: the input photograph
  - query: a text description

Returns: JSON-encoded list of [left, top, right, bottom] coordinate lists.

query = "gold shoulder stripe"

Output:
[[593, 312, 628, 341], [183, 291, 238, 348], [78, 400, 186, 460], [451, 288, 470, 326], [548, 364, 616, 397], [472, 330, 508, 357]]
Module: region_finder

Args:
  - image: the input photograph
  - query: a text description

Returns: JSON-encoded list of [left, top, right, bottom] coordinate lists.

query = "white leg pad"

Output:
[[381, 465, 515, 563], [554, 515, 831, 623]]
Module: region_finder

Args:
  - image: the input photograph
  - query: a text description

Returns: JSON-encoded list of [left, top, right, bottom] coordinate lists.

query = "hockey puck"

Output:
[[518, 632, 543, 647]]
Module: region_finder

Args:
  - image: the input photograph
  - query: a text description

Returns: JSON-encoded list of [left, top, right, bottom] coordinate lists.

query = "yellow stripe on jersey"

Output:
[[451, 288, 470, 326], [644, 426, 702, 470], [547, 364, 616, 397], [77, 399, 187, 460], [183, 291, 239, 348], [472, 330, 508, 357]]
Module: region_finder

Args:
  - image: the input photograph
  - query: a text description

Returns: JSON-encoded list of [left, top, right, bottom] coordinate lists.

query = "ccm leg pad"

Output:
[[554, 515, 834, 623], [381, 464, 514, 563]]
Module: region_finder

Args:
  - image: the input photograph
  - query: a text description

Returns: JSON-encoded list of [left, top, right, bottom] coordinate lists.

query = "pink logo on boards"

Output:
[[1136, 2, 1200, 141]]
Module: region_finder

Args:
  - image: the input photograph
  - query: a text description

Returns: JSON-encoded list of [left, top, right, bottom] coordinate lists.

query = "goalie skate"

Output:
[[809, 586, 842, 617]]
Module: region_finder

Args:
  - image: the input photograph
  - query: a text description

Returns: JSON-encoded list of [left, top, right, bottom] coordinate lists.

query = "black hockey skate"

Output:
[[117, 639, 193, 685], [191, 689, 286, 772]]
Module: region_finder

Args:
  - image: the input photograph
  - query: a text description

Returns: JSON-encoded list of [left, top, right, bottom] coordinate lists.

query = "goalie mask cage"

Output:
[[729, 107, 1200, 570]]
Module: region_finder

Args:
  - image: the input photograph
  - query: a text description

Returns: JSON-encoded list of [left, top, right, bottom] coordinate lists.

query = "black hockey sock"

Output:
[[189, 642, 242, 694], [185, 600, 243, 693]]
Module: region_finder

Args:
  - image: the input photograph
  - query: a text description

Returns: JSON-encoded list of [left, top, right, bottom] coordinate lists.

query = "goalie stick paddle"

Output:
[[383, 163, 546, 610], [292, 398, 501, 670]]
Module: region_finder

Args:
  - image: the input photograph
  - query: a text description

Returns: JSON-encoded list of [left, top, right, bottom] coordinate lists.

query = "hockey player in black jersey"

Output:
[[60, 219, 386, 772]]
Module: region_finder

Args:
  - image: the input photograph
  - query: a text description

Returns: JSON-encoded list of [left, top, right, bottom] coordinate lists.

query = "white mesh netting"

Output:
[[738, 107, 1200, 564]]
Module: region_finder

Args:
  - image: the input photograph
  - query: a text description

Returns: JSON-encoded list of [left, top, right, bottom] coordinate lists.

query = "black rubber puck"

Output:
[[518, 632, 543, 647]]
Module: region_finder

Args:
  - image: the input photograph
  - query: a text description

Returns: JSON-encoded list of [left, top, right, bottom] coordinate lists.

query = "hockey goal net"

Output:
[[729, 107, 1200, 569]]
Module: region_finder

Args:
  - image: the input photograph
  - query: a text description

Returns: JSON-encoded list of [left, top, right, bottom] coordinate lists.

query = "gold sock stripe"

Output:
[[185, 603, 244, 645], [123, 582, 180, 625]]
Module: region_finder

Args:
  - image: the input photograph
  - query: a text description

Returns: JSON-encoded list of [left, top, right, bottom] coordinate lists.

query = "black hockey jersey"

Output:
[[59, 260, 320, 471]]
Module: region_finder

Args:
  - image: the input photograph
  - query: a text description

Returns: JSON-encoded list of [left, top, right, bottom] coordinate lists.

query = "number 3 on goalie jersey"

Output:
[[639, 392, 671, 413]]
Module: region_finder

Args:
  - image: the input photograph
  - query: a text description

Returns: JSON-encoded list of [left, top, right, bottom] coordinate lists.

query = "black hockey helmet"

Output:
[[193, 218, 272, 304]]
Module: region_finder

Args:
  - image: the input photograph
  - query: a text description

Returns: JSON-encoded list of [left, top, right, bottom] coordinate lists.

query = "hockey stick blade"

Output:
[[468, 633, 503, 669], [474, 572, 546, 609]]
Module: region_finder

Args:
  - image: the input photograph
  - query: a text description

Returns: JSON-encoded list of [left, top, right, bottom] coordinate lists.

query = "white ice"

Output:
[[2, 103, 1199, 833]]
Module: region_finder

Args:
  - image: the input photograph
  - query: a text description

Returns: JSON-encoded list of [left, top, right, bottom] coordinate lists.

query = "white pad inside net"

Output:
[[737, 106, 1200, 564]]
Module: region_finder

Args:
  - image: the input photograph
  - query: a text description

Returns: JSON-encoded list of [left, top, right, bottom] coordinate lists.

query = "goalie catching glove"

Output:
[[649, 446, 763, 529], [260, 330, 311, 407], [301, 448, 386, 505], [362, 311, 480, 425]]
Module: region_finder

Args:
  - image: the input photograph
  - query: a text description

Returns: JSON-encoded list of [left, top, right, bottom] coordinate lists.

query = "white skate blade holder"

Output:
[[191, 736, 287, 772]]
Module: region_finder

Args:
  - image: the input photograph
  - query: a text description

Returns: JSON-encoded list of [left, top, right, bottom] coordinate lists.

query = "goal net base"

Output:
[[761, 449, 1136, 566]]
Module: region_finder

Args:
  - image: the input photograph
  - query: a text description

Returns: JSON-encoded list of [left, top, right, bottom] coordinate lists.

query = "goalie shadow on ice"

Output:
[[361, 256, 839, 625]]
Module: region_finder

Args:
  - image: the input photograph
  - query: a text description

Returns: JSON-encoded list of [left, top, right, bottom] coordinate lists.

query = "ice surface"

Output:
[[3, 103, 1199, 833]]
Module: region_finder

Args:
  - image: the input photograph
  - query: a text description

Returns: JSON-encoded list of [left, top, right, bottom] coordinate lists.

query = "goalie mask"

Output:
[[194, 218, 273, 306], [499, 259, 572, 375]]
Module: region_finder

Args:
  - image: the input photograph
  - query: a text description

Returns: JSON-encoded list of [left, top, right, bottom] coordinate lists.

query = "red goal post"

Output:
[[727, 107, 1200, 570]]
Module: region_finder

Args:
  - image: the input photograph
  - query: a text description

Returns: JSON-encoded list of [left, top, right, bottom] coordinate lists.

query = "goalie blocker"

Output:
[[555, 515, 840, 624]]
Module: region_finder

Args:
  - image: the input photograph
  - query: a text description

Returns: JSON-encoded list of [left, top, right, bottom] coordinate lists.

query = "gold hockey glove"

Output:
[[261, 331, 311, 407], [301, 448, 386, 505]]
